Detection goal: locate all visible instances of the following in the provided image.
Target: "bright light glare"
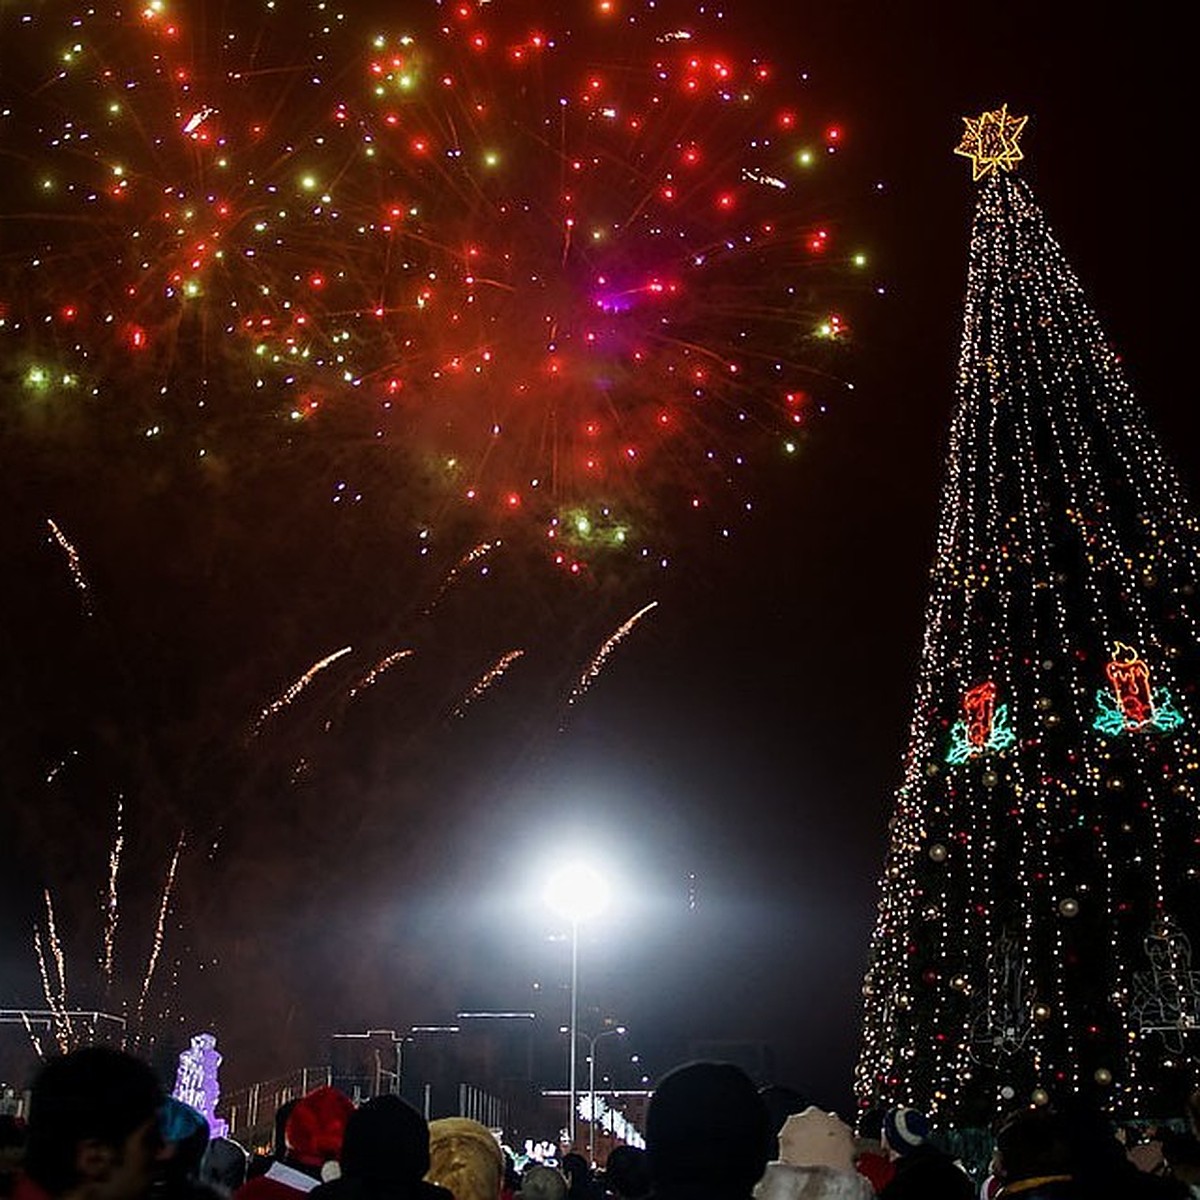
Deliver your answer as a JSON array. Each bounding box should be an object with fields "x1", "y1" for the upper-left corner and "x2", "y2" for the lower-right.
[{"x1": 545, "y1": 862, "x2": 610, "y2": 923}]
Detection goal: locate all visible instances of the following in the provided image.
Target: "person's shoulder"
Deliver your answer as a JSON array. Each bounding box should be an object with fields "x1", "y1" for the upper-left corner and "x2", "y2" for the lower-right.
[{"x1": 236, "y1": 1173, "x2": 309, "y2": 1200}]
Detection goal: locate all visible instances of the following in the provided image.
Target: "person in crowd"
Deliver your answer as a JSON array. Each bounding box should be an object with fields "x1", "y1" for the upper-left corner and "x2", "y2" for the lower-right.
[
  {"x1": 756, "y1": 1092, "x2": 811, "y2": 1167},
  {"x1": 849, "y1": 1112, "x2": 893, "y2": 1195},
  {"x1": 13, "y1": 1046, "x2": 166, "y2": 1200},
  {"x1": 247, "y1": 1105, "x2": 298, "y2": 1183},
  {"x1": 515, "y1": 1166, "x2": 566, "y2": 1200},
  {"x1": 236, "y1": 1088, "x2": 354, "y2": 1200},
  {"x1": 645, "y1": 1062, "x2": 771, "y2": 1200},
  {"x1": 1, "y1": 1115, "x2": 27, "y2": 1199},
  {"x1": 559, "y1": 1157, "x2": 597, "y2": 1200},
  {"x1": 601, "y1": 1148, "x2": 649, "y2": 1200},
  {"x1": 877, "y1": 1107, "x2": 972, "y2": 1200},
  {"x1": 159, "y1": 1098, "x2": 222, "y2": 1200},
  {"x1": 1056, "y1": 1099, "x2": 1187, "y2": 1199},
  {"x1": 1161, "y1": 1133, "x2": 1200, "y2": 1197},
  {"x1": 309, "y1": 1095, "x2": 450, "y2": 1200},
  {"x1": 426, "y1": 1119, "x2": 503, "y2": 1200},
  {"x1": 754, "y1": 1108, "x2": 873, "y2": 1200},
  {"x1": 988, "y1": 1108, "x2": 1077, "y2": 1198},
  {"x1": 500, "y1": 1154, "x2": 519, "y2": 1200},
  {"x1": 200, "y1": 1140, "x2": 249, "y2": 1199}
]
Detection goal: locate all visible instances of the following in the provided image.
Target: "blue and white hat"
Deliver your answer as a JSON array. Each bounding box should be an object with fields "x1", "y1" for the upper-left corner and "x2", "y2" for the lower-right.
[{"x1": 882, "y1": 1107, "x2": 930, "y2": 1155}]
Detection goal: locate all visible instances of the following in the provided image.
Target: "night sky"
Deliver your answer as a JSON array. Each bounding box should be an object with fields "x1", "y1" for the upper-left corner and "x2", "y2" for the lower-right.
[{"x1": 0, "y1": 0, "x2": 1193, "y2": 1118}]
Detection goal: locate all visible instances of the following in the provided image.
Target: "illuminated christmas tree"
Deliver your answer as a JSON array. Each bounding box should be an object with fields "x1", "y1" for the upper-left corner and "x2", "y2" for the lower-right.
[{"x1": 856, "y1": 106, "x2": 1200, "y2": 1124}]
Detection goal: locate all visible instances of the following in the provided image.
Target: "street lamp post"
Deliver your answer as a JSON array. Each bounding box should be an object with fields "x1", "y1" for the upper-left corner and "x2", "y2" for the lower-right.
[
  {"x1": 585, "y1": 1026, "x2": 626, "y2": 1165},
  {"x1": 545, "y1": 863, "x2": 610, "y2": 1150}
]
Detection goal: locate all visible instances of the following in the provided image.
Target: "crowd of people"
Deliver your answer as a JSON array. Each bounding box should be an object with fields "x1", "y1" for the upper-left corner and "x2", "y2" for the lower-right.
[{"x1": 2, "y1": 1047, "x2": 1200, "y2": 1200}]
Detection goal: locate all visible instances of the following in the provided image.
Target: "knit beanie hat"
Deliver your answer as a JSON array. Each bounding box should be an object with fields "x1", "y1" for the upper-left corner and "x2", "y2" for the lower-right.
[
  {"x1": 881, "y1": 1108, "x2": 929, "y2": 1157},
  {"x1": 646, "y1": 1062, "x2": 771, "y2": 1192},
  {"x1": 341, "y1": 1095, "x2": 431, "y2": 1185},
  {"x1": 285, "y1": 1087, "x2": 356, "y2": 1167}
]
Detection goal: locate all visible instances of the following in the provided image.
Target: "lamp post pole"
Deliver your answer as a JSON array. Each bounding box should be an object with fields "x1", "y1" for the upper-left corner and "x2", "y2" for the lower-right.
[
  {"x1": 585, "y1": 1026, "x2": 625, "y2": 1165},
  {"x1": 568, "y1": 918, "x2": 579, "y2": 1149},
  {"x1": 544, "y1": 863, "x2": 610, "y2": 1153}
]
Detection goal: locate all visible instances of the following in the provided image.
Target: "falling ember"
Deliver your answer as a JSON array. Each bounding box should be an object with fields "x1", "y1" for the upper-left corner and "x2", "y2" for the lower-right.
[
  {"x1": 46, "y1": 518, "x2": 92, "y2": 615},
  {"x1": 134, "y1": 834, "x2": 183, "y2": 1040},
  {"x1": 251, "y1": 646, "x2": 353, "y2": 737},
  {"x1": 562, "y1": 600, "x2": 659, "y2": 719},
  {"x1": 102, "y1": 798, "x2": 124, "y2": 991},
  {"x1": 347, "y1": 648, "x2": 414, "y2": 702},
  {"x1": 45, "y1": 749, "x2": 79, "y2": 785},
  {"x1": 452, "y1": 649, "x2": 525, "y2": 718}
]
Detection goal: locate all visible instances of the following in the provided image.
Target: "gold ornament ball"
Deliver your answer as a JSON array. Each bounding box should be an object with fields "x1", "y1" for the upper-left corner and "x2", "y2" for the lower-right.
[
  {"x1": 929, "y1": 843, "x2": 949, "y2": 862},
  {"x1": 1059, "y1": 898, "x2": 1080, "y2": 917},
  {"x1": 982, "y1": 770, "x2": 999, "y2": 787},
  {"x1": 1031, "y1": 1088, "x2": 1050, "y2": 1107},
  {"x1": 1036, "y1": 696, "x2": 1053, "y2": 710},
  {"x1": 1044, "y1": 714, "x2": 1061, "y2": 728},
  {"x1": 950, "y1": 975, "x2": 968, "y2": 991},
  {"x1": 1033, "y1": 1003, "x2": 1052, "y2": 1021},
  {"x1": 926, "y1": 762, "x2": 941, "y2": 777},
  {"x1": 1107, "y1": 777, "x2": 1125, "y2": 791},
  {"x1": 1094, "y1": 1068, "x2": 1113, "y2": 1086}
]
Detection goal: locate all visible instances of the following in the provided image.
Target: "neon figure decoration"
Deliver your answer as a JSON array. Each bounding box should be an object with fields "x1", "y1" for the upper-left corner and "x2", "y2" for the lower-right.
[
  {"x1": 172, "y1": 1032, "x2": 229, "y2": 1139},
  {"x1": 946, "y1": 680, "x2": 1016, "y2": 763},
  {"x1": 1093, "y1": 641, "x2": 1184, "y2": 736}
]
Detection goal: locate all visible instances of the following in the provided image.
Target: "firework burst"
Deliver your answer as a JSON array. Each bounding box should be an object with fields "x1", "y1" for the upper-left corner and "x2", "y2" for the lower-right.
[{"x1": 1, "y1": 0, "x2": 863, "y2": 573}]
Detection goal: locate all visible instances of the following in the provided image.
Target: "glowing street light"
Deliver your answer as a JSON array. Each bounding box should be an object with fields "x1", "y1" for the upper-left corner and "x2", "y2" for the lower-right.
[{"x1": 544, "y1": 863, "x2": 610, "y2": 1149}]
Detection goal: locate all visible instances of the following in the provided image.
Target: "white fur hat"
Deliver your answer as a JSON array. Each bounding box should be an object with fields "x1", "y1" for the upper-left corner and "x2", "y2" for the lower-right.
[{"x1": 777, "y1": 1108, "x2": 857, "y2": 1173}]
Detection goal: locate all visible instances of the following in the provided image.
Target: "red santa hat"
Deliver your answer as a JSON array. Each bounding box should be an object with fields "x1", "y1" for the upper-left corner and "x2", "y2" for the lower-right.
[{"x1": 284, "y1": 1086, "x2": 355, "y2": 1168}]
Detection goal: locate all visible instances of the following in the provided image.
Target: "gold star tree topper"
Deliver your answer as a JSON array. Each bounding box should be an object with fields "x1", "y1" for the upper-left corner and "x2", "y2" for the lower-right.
[{"x1": 954, "y1": 104, "x2": 1029, "y2": 180}]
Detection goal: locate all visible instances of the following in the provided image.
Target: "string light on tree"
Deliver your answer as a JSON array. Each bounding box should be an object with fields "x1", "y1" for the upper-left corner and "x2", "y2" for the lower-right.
[{"x1": 857, "y1": 106, "x2": 1200, "y2": 1126}]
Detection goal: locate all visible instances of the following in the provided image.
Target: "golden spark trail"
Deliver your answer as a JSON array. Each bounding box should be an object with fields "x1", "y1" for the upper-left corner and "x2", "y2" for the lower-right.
[
  {"x1": 563, "y1": 601, "x2": 659, "y2": 719},
  {"x1": 348, "y1": 649, "x2": 414, "y2": 701},
  {"x1": 425, "y1": 542, "x2": 500, "y2": 613},
  {"x1": 135, "y1": 834, "x2": 183, "y2": 1039},
  {"x1": 46, "y1": 518, "x2": 92, "y2": 615},
  {"x1": 251, "y1": 646, "x2": 353, "y2": 737},
  {"x1": 452, "y1": 649, "x2": 525, "y2": 718},
  {"x1": 41, "y1": 890, "x2": 73, "y2": 1045},
  {"x1": 102, "y1": 798, "x2": 124, "y2": 992},
  {"x1": 20, "y1": 1011, "x2": 46, "y2": 1061}
]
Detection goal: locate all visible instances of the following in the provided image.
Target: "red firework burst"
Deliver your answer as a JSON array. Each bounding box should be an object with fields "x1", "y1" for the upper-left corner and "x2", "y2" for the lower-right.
[{"x1": 0, "y1": 0, "x2": 865, "y2": 572}]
